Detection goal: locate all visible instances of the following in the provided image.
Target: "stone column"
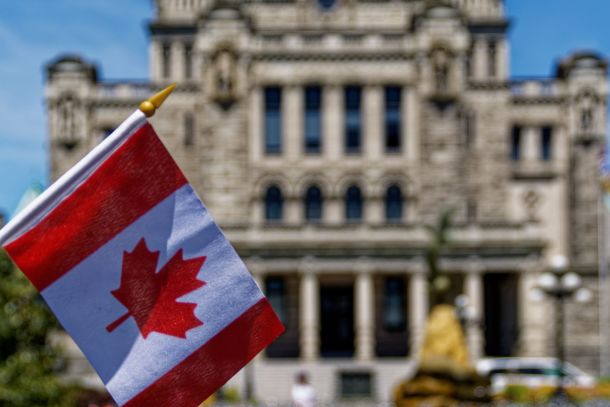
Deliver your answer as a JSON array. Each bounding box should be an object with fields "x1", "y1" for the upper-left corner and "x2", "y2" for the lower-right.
[
  {"x1": 472, "y1": 38, "x2": 487, "y2": 81},
  {"x1": 324, "y1": 85, "x2": 342, "y2": 161},
  {"x1": 172, "y1": 41, "x2": 184, "y2": 82},
  {"x1": 150, "y1": 41, "x2": 162, "y2": 81},
  {"x1": 284, "y1": 85, "x2": 303, "y2": 160},
  {"x1": 300, "y1": 267, "x2": 319, "y2": 361},
  {"x1": 523, "y1": 126, "x2": 539, "y2": 162},
  {"x1": 356, "y1": 264, "x2": 375, "y2": 360},
  {"x1": 249, "y1": 87, "x2": 263, "y2": 163},
  {"x1": 363, "y1": 85, "x2": 382, "y2": 160},
  {"x1": 496, "y1": 38, "x2": 509, "y2": 80},
  {"x1": 465, "y1": 266, "x2": 484, "y2": 361},
  {"x1": 409, "y1": 264, "x2": 428, "y2": 357}
]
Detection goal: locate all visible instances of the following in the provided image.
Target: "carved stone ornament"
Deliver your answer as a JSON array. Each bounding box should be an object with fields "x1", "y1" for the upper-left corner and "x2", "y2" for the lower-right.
[{"x1": 210, "y1": 44, "x2": 238, "y2": 109}]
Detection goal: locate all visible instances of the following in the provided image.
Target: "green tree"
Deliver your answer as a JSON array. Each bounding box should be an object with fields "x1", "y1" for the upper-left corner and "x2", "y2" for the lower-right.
[
  {"x1": 424, "y1": 208, "x2": 455, "y2": 306},
  {"x1": 0, "y1": 249, "x2": 77, "y2": 406}
]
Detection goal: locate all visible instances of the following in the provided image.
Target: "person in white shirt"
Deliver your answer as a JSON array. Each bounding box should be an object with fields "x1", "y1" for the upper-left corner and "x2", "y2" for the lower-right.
[{"x1": 291, "y1": 371, "x2": 316, "y2": 407}]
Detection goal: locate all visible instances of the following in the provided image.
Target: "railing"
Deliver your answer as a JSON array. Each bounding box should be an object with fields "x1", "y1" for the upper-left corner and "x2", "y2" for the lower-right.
[
  {"x1": 446, "y1": 0, "x2": 504, "y2": 18},
  {"x1": 97, "y1": 82, "x2": 154, "y2": 99},
  {"x1": 510, "y1": 79, "x2": 557, "y2": 98}
]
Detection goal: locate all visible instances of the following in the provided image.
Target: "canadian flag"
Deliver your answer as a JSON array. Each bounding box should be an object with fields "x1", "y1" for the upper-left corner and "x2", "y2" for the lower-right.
[{"x1": 0, "y1": 109, "x2": 284, "y2": 406}]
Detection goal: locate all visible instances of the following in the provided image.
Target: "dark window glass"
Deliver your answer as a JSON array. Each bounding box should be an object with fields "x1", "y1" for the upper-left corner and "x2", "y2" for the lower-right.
[
  {"x1": 264, "y1": 87, "x2": 282, "y2": 154},
  {"x1": 184, "y1": 43, "x2": 193, "y2": 79},
  {"x1": 318, "y1": 0, "x2": 337, "y2": 10},
  {"x1": 541, "y1": 126, "x2": 552, "y2": 161},
  {"x1": 339, "y1": 372, "x2": 372, "y2": 398},
  {"x1": 305, "y1": 186, "x2": 323, "y2": 222},
  {"x1": 265, "y1": 185, "x2": 283, "y2": 220},
  {"x1": 344, "y1": 86, "x2": 362, "y2": 153},
  {"x1": 510, "y1": 126, "x2": 521, "y2": 161},
  {"x1": 266, "y1": 277, "x2": 285, "y2": 323},
  {"x1": 184, "y1": 113, "x2": 194, "y2": 146},
  {"x1": 304, "y1": 86, "x2": 322, "y2": 153},
  {"x1": 345, "y1": 185, "x2": 363, "y2": 221},
  {"x1": 162, "y1": 43, "x2": 171, "y2": 78},
  {"x1": 385, "y1": 86, "x2": 401, "y2": 152},
  {"x1": 385, "y1": 185, "x2": 403, "y2": 222},
  {"x1": 383, "y1": 277, "x2": 406, "y2": 331},
  {"x1": 102, "y1": 127, "x2": 114, "y2": 139}
]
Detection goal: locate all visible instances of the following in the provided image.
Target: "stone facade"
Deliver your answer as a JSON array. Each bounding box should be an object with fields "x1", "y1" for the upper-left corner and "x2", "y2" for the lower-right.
[{"x1": 45, "y1": 0, "x2": 608, "y2": 404}]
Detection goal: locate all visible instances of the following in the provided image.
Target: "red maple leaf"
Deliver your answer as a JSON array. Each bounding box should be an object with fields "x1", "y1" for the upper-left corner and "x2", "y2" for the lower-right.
[{"x1": 106, "y1": 238, "x2": 206, "y2": 339}]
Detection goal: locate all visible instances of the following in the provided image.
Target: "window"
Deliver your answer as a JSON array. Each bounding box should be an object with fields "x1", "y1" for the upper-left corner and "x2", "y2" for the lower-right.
[
  {"x1": 467, "y1": 198, "x2": 477, "y2": 223},
  {"x1": 266, "y1": 277, "x2": 286, "y2": 323},
  {"x1": 318, "y1": 0, "x2": 337, "y2": 10},
  {"x1": 385, "y1": 185, "x2": 403, "y2": 222},
  {"x1": 510, "y1": 126, "x2": 521, "y2": 161},
  {"x1": 383, "y1": 277, "x2": 406, "y2": 331},
  {"x1": 184, "y1": 113, "x2": 194, "y2": 146},
  {"x1": 339, "y1": 371, "x2": 373, "y2": 399},
  {"x1": 345, "y1": 185, "x2": 363, "y2": 221},
  {"x1": 184, "y1": 43, "x2": 193, "y2": 79},
  {"x1": 305, "y1": 186, "x2": 323, "y2": 222},
  {"x1": 162, "y1": 43, "x2": 171, "y2": 79},
  {"x1": 265, "y1": 185, "x2": 283, "y2": 221},
  {"x1": 384, "y1": 86, "x2": 401, "y2": 152},
  {"x1": 541, "y1": 126, "x2": 552, "y2": 161},
  {"x1": 102, "y1": 127, "x2": 114, "y2": 139},
  {"x1": 264, "y1": 87, "x2": 282, "y2": 154},
  {"x1": 488, "y1": 40, "x2": 497, "y2": 78},
  {"x1": 304, "y1": 86, "x2": 322, "y2": 153},
  {"x1": 344, "y1": 86, "x2": 362, "y2": 153}
]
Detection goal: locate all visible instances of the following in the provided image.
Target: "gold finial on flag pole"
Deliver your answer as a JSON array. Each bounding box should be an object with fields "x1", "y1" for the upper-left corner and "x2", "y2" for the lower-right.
[{"x1": 139, "y1": 83, "x2": 177, "y2": 117}]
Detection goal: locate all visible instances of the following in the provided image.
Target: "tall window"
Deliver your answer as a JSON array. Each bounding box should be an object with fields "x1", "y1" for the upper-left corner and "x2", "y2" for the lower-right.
[
  {"x1": 385, "y1": 86, "x2": 401, "y2": 152},
  {"x1": 184, "y1": 42, "x2": 193, "y2": 80},
  {"x1": 266, "y1": 277, "x2": 286, "y2": 323},
  {"x1": 344, "y1": 86, "x2": 362, "y2": 153},
  {"x1": 383, "y1": 277, "x2": 406, "y2": 331},
  {"x1": 184, "y1": 113, "x2": 194, "y2": 146},
  {"x1": 541, "y1": 126, "x2": 553, "y2": 161},
  {"x1": 487, "y1": 40, "x2": 497, "y2": 78},
  {"x1": 304, "y1": 86, "x2": 322, "y2": 153},
  {"x1": 162, "y1": 43, "x2": 171, "y2": 79},
  {"x1": 345, "y1": 185, "x2": 363, "y2": 221},
  {"x1": 305, "y1": 186, "x2": 323, "y2": 222},
  {"x1": 385, "y1": 185, "x2": 403, "y2": 222},
  {"x1": 510, "y1": 126, "x2": 521, "y2": 161},
  {"x1": 265, "y1": 185, "x2": 283, "y2": 221},
  {"x1": 264, "y1": 87, "x2": 282, "y2": 154}
]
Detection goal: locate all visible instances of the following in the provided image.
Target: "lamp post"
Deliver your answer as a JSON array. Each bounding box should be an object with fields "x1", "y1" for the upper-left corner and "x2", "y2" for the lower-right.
[{"x1": 531, "y1": 255, "x2": 593, "y2": 401}]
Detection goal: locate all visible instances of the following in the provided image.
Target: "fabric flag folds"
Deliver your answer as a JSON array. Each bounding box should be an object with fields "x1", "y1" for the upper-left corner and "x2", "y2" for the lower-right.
[{"x1": 0, "y1": 109, "x2": 284, "y2": 406}]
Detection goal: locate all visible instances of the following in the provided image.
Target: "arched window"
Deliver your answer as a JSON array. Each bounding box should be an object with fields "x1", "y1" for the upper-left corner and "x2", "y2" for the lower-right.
[
  {"x1": 265, "y1": 185, "x2": 283, "y2": 221},
  {"x1": 385, "y1": 185, "x2": 403, "y2": 222},
  {"x1": 345, "y1": 185, "x2": 363, "y2": 221},
  {"x1": 305, "y1": 186, "x2": 323, "y2": 222}
]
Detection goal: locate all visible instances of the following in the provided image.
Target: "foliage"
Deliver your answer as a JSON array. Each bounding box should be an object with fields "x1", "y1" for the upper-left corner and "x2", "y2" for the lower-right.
[{"x1": 0, "y1": 249, "x2": 78, "y2": 406}]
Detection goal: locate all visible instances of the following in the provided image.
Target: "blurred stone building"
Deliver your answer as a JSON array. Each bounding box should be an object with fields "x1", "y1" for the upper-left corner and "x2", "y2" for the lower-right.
[{"x1": 45, "y1": 0, "x2": 608, "y2": 404}]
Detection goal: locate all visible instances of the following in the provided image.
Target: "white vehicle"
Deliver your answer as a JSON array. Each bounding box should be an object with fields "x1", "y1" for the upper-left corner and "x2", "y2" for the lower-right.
[{"x1": 476, "y1": 357, "x2": 596, "y2": 395}]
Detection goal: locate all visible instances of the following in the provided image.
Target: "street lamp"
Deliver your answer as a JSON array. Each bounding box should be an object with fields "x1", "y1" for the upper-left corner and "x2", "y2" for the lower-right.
[{"x1": 532, "y1": 254, "x2": 593, "y2": 401}]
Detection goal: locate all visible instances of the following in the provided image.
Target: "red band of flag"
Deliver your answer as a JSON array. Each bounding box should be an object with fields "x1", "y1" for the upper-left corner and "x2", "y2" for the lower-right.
[
  {"x1": 124, "y1": 298, "x2": 284, "y2": 407},
  {"x1": 5, "y1": 124, "x2": 187, "y2": 291}
]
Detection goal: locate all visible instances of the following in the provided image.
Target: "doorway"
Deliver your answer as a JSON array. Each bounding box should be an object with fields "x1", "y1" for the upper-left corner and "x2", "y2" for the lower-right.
[
  {"x1": 320, "y1": 284, "x2": 354, "y2": 357},
  {"x1": 484, "y1": 273, "x2": 519, "y2": 356}
]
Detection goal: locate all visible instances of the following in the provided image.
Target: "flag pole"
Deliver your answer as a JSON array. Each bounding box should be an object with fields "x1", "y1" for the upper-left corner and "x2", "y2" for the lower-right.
[{"x1": 139, "y1": 83, "x2": 176, "y2": 117}]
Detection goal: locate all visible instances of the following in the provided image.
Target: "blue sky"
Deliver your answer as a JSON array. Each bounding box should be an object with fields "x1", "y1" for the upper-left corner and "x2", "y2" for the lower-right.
[{"x1": 0, "y1": 0, "x2": 608, "y2": 218}]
